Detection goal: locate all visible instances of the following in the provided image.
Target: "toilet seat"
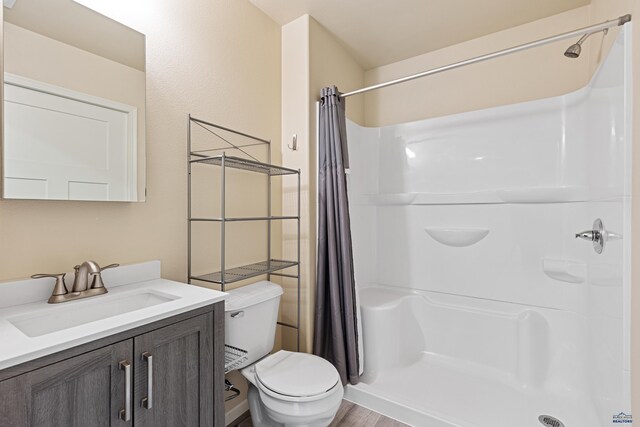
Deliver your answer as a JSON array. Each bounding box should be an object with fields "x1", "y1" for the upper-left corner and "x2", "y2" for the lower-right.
[{"x1": 254, "y1": 350, "x2": 340, "y2": 401}]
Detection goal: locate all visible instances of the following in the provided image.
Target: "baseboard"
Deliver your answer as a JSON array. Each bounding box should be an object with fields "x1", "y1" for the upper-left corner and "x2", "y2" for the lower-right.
[{"x1": 225, "y1": 398, "x2": 249, "y2": 426}]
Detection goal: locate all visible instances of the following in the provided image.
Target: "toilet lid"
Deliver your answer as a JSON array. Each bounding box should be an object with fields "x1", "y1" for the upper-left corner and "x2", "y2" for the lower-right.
[{"x1": 255, "y1": 350, "x2": 340, "y2": 398}]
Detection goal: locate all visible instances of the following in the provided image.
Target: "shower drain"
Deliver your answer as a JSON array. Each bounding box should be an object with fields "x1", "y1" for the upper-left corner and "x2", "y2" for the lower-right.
[{"x1": 538, "y1": 415, "x2": 565, "y2": 427}]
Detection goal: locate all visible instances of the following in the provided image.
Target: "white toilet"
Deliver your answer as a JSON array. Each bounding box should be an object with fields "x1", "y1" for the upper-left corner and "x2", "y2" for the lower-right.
[{"x1": 225, "y1": 281, "x2": 344, "y2": 427}]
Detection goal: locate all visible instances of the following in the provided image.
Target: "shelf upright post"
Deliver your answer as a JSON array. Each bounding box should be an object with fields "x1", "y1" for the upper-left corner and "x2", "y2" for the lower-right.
[
  {"x1": 221, "y1": 153, "x2": 226, "y2": 291},
  {"x1": 297, "y1": 170, "x2": 301, "y2": 352},
  {"x1": 267, "y1": 140, "x2": 272, "y2": 280},
  {"x1": 187, "y1": 115, "x2": 192, "y2": 284}
]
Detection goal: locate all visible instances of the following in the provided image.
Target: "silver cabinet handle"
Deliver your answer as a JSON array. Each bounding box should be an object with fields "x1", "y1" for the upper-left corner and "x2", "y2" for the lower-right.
[
  {"x1": 141, "y1": 352, "x2": 153, "y2": 409},
  {"x1": 119, "y1": 360, "x2": 131, "y2": 422}
]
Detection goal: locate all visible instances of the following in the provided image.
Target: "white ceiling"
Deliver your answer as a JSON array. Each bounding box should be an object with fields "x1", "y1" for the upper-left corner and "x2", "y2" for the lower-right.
[{"x1": 249, "y1": 0, "x2": 591, "y2": 69}]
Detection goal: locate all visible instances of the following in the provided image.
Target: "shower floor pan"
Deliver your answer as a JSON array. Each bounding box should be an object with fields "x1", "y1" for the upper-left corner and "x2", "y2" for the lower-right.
[{"x1": 345, "y1": 352, "x2": 598, "y2": 427}]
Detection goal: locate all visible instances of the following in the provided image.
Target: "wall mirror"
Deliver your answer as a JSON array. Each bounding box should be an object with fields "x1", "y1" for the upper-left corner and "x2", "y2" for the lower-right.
[{"x1": 2, "y1": 0, "x2": 146, "y2": 201}]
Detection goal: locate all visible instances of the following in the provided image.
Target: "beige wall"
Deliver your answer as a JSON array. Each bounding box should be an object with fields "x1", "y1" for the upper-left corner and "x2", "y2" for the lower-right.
[
  {"x1": 363, "y1": 6, "x2": 591, "y2": 126},
  {"x1": 281, "y1": 15, "x2": 310, "y2": 352},
  {"x1": 309, "y1": 18, "x2": 365, "y2": 125},
  {"x1": 281, "y1": 15, "x2": 364, "y2": 353},
  {"x1": 0, "y1": 0, "x2": 282, "y2": 288}
]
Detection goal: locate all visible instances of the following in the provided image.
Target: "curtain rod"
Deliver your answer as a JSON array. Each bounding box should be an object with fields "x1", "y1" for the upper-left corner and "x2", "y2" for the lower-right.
[{"x1": 340, "y1": 14, "x2": 631, "y2": 98}]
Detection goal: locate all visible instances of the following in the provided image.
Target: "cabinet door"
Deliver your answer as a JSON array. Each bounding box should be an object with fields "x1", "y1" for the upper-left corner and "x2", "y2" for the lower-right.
[
  {"x1": 0, "y1": 340, "x2": 133, "y2": 427},
  {"x1": 133, "y1": 313, "x2": 214, "y2": 427}
]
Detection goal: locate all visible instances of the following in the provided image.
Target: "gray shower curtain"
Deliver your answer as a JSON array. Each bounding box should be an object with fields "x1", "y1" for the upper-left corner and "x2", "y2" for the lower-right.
[{"x1": 313, "y1": 86, "x2": 360, "y2": 386}]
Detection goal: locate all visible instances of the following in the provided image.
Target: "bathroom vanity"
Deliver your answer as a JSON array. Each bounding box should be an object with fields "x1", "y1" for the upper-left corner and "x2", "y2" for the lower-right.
[{"x1": 0, "y1": 261, "x2": 227, "y2": 426}]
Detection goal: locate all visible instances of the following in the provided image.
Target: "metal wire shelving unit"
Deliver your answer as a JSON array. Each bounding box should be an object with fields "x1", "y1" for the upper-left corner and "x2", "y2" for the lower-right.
[{"x1": 187, "y1": 114, "x2": 301, "y2": 351}]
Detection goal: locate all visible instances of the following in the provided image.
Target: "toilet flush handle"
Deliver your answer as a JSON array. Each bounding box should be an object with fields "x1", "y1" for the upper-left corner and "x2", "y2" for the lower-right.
[{"x1": 230, "y1": 311, "x2": 244, "y2": 318}]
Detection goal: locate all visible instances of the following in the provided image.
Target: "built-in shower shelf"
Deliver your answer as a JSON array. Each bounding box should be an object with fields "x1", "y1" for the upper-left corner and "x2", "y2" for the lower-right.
[
  {"x1": 425, "y1": 227, "x2": 490, "y2": 247},
  {"x1": 225, "y1": 344, "x2": 248, "y2": 373},
  {"x1": 542, "y1": 259, "x2": 586, "y2": 284},
  {"x1": 495, "y1": 186, "x2": 591, "y2": 203},
  {"x1": 360, "y1": 193, "x2": 417, "y2": 205},
  {"x1": 190, "y1": 259, "x2": 298, "y2": 285},
  {"x1": 358, "y1": 191, "x2": 497, "y2": 205},
  {"x1": 356, "y1": 186, "x2": 621, "y2": 206},
  {"x1": 413, "y1": 191, "x2": 500, "y2": 205}
]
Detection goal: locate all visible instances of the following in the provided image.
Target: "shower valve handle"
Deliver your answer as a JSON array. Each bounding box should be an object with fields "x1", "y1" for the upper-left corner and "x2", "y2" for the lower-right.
[
  {"x1": 575, "y1": 218, "x2": 609, "y2": 254},
  {"x1": 575, "y1": 230, "x2": 600, "y2": 241}
]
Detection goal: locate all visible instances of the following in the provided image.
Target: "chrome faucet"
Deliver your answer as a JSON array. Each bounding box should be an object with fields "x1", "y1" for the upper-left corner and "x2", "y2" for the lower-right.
[{"x1": 32, "y1": 260, "x2": 119, "y2": 304}]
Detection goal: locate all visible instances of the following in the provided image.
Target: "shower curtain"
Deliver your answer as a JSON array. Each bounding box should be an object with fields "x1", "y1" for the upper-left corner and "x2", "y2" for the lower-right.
[{"x1": 314, "y1": 86, "x2": 360, "y2": 385}]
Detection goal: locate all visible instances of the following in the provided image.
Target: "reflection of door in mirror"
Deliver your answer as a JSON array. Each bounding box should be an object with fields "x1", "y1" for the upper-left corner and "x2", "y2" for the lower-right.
[
  {"x1": 5, "y1": 75, "x2": 137, "y2": 201},
  {"x1": 2, "y1": 0, "x2": 146, "y2": 202}
]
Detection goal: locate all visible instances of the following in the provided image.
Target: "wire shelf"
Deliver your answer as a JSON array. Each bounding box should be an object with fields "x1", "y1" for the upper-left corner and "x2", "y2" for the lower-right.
[
  {"x1": 191, "y1": 259, "x2": 298, "y2": 285},
  {"x1": 189, "y1": 216, "x2": 299, "y2": 222},
  {"x1": 191, "y1": 154, "x2": 299, "y2": 176},
  {"x1": 225, "y1": 345, "x2": 248, "y2": 373}
]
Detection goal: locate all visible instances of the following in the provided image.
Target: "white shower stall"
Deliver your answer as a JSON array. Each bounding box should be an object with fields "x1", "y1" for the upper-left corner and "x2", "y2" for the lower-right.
[{"x1": 343, "y1": 29, "x2": 632, "y2": 427}]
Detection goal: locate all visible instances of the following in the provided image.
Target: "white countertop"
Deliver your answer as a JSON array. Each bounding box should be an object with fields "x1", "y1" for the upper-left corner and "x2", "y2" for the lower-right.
[{"x1": 0, "y1": 261, "x2": 227, "y2": 370}]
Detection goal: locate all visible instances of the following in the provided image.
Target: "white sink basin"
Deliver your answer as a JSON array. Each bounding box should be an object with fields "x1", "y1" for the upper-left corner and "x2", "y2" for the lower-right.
[{"x1": 9, "y1": 291, "x2": 177, "y2": 337}]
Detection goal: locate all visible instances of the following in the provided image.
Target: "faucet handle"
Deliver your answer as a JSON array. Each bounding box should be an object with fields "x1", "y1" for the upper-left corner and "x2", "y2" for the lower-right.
[
  {"x1": 90, "y1": 272, "x2": 105, "y2": 290},
  {"x1": 31, "y1": 273, "x2": 68, "y2": 302},
  {"x1": 90, "y1": 263, "x2": 119, "y2": 290},
  {"x1": 31, "y1": 273, "x2": 66, "y2": 279}
]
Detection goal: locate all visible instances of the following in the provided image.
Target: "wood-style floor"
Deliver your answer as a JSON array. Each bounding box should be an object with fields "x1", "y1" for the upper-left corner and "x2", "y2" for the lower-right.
[
  {"x1": 230, "y1": 400, "x2": 408, "y2": 427},
  {"x1": 330, "y1": 400, "x2": 408, "y2": 426}
]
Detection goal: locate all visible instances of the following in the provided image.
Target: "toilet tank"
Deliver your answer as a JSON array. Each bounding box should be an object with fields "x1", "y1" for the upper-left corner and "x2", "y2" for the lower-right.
[{"x1": 224, "y1": 281, "x2": 283, "y2": 369}]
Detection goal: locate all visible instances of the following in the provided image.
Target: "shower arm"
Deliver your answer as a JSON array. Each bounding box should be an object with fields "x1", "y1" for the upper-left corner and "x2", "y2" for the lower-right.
[
  {"x1": 340, "y1": 14, "x2": 631, "y2": 99},
  {"x1": 573, "y1": 28, "x2": 608, "y2": 48},
  {"x1": 575, "y1": 33, "x2": 592, "y2": 45}
]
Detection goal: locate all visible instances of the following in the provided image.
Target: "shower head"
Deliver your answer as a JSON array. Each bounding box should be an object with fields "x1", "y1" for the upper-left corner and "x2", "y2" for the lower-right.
[
  {"x1": 564, "y1": 28, "x2": 608, "y2": 58},
  {"x1": 564, "y1": 43, "x2": 582, "y2": 58}
]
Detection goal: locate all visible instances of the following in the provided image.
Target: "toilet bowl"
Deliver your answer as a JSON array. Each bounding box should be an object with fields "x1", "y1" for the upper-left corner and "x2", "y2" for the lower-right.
[
  {"x1": 224, "y1": 281, "x2": 343, "y2": 427},
  {"x1": 242, "y1": 350, "x2": 344, "y2": 427}
]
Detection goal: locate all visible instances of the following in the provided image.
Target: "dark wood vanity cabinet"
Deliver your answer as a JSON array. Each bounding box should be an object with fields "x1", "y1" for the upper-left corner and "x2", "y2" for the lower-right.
[
  {"x1": 0, "y1": 341, "x2": 132, "y2": 427},
  {"x1": 133, "y1": 313, "x2": 214, "y2": 427},
  {"x1": 0, "y1": 303, "x2": 224, "y2": 427}
]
